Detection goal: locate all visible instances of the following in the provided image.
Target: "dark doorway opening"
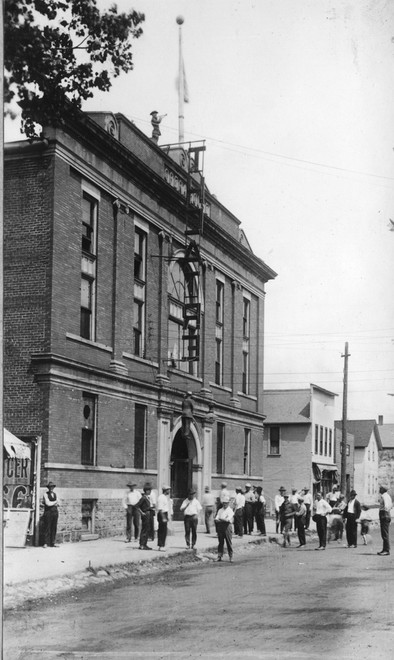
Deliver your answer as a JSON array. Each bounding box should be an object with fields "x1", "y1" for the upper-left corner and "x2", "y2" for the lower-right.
[{"x1": 170, "y1": 430, "x2": 193, "y2": 520}]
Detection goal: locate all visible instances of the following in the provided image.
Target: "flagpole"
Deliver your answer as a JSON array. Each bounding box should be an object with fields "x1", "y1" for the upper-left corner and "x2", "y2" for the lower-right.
[{"x1": 176, "y1": 15, "x2": 185, "y2": 143}]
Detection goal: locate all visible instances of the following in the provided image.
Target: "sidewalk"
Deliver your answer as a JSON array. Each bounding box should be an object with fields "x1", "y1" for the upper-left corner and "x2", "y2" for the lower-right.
[{"x1": 3, "y1": 518, "x2": 283, "y2": 610}]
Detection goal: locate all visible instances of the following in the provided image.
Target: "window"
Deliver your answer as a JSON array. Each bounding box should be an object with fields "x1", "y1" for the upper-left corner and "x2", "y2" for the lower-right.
[
  {"x1": 168, "y1": 259, "x2": 199, "y2": 375},
  {"x1": 242, "y1": 297, "x2": 250, "y2": 394},
  {"x1": 81, "y1": 393, "x2": 97, "y2": 465},
  {"x1": 269, "y1": 427, "x2": 280, "y2": 455},
  {"x1": 324, "y1": 428, "x2": 328, "y2": 456},
  {"x1": 314, "y1": 425, "x2": 319, "y2": 454},
  {"x1": 216, "y1": 422, "x2": 225, "y2": 474},
  {"x1": 134, "y1": 404, "x2": 147, "y2": 469},
  {"x1": 243, "y1": 429, "x2": 251, "y2": 475},
  {"x1": 319, "y1": 426, "x2": 324, "y2": 455},
  {"x1": 215, "y1": 280, "x2": 224, "y2": 385},
  {"x1": 82, "y1": 499, "x2": 96, "y2": 532},
  {"x1": 80, "y1": 193, "x2": 97, "y2": 341},
  {"x1": 133, "y1": 228, "x2": 146, "y2": 356},
  {"x1": 329, "y1": 429, "x2": 332, "y2": 457}
]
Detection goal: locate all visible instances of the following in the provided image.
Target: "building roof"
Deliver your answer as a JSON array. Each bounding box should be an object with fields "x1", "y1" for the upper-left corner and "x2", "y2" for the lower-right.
[
  {"x1": 264, "y1": 389, "x2": 311, "y2": 424},
  {"x1": 379, "y1": 424, "x2": 394, "y2": 449},
  {"x1": 336, "y1": 419, "x2": 382, "y2": 450}
]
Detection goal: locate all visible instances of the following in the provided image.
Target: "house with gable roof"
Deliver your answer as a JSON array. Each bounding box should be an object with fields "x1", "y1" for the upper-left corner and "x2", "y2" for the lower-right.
[
  {"x1": 343, "y1": 420, "x2": 382, "y2": 505},
  {"x1": 377, "y1": 415, "x2": 394, "y2": 495},
  {"x1": 262, "y1": 384, "x2": 338, "y2": 505}
]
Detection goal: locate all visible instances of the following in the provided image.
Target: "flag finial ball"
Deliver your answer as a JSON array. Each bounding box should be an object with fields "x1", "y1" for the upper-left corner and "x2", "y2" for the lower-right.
[{"x1": 176, "y1": 16, "x2": 184, "y2": 25}]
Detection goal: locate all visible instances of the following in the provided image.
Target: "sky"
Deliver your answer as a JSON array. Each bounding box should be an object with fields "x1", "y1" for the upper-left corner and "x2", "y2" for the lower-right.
[{"x1": 5, "y1": 0, "x2": 394, "y2": 423}]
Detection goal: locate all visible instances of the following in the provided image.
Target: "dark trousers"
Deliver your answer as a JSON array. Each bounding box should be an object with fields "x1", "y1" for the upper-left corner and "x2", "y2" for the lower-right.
[
  {"x1": 148, "y1": 510, "x2": 155, "y2": 540},
  {"x1": 297, "y1": 518, "x2": 306, "y2": 545},
  {"x1": 43, "y1": 508, "x2": 58, "y2": 546},
  {"x1": 256, "y1": 509, "x2": 266, "y2": 535},
  {"x1": 184, "y1": 514, "x2": 198, "y2": 548},
  {"x1": 157, "y1": 511, "x2": 168, "y2": 548},
  {"x1": 243, "y1": 503, "x2": 254, "y2": 534},
  {"x1": 316, "y1": 515, "x2": 327, "y2": 548},
  {"x1": 126, "y1": 505, "x2": 140, "y2": 541},
  {"x1": 217, "y1": 521, "x2": 233, "y2": 558},
  {"x1": 234, "y1": 508, "x2": 244, "y2": 536},
  {"x1": 204, "y1": 506, "x2": 214, "y2": 533},
  {"x1": 139, "y1": 511, "x2": 150, "y2": 548},
  {"x1": 380, "y1": 512, "x2": 391, "y2": 553},
  {"x1": 305, "y1": 504, "x2": 311, "y2": 530},
  {"x1": 346, "y1": 513, "x2": 358, "y2": 546}
]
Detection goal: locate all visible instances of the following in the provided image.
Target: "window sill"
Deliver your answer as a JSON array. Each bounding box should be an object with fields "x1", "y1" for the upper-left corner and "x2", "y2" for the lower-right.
[
  {"x1": 168, "y1": 368, "x2": 202, "y2": 382},
  {"x1": 122, "y1": 352, "x2": 159, "y2": 368},
  {"x1": 237, "y1": 391, "x2": 257, "y2": 401},
  {"x1": 66, "y1": 333, "x2": 112, "y2": 353},
  {"x1": 209, "y1": 382, "x2": 232, "y2": 393},
  {"x1": 44, "y1": 462, "x2": 158, "y2": 475},
  {"x1": 267, "y1": 454, "x2": 281, "y2": 457}
]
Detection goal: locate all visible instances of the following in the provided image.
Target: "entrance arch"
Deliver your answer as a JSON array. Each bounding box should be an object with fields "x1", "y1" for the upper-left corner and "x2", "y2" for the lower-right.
[{"x1": 170, "y1": 421, "x2": 202, "y2": 520}]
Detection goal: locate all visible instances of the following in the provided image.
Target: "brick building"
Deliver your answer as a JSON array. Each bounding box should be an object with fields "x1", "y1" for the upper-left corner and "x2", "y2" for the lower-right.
[{"x1": 4, "y1": 110, "x2": 276, "y2": 541}]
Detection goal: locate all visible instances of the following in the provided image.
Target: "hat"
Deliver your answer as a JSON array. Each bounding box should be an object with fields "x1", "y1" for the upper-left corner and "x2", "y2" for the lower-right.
[
  {"x1": 222, "y1": 495, "x2": 230, "y2": 503},
  {"x1": 303, "y1": 486, "x2": 310, "y2": 491},
  {"x1": 150, "y1": 110, "x2": 158, "y2": 115},
  {"x1": 47, "y1": 482, "x2": 56, "y2": 488},
  {"x1": 127, "y1": 483, "x2": 137, "y2": 488},
  {"x1": 279, "y1": 486, "x2": 286, "y2": 492},
  {"x1": 349, "y1": 489, "x2": 357, "y2": 497},
  {"x1": 245, "y1": 483, "x2": 252, "y2": 488},
  {"x1": 291, "y1": 487, "x2": 297, "y2": 492},
  {"x1": 283, "y1": 492, "x2": 289, "y2": 498},
  {"x1": 256, "y1": 486, "x2": 263, "y2": 493},
  {"x1": 143, "y1": 482, "x2": 152, "y2": 491},
  {"x1": 380, "y1": 485, "x2": 389, "y2": 492},
  {"x1": 235, "y1": 487, "x2": 242, "y2": 492},
  {"x1": 162, "y1": 485, "x2": 171, "y2": 492},
  {"x1": 297, "y1": 496, "x2": 304, "y2": 502},
  {"x1": 221, "y1": 482, "x2": 228, "y2": 488},
  {"x1": 188, "y1": 489, "x2": 196, "y2": 496}
]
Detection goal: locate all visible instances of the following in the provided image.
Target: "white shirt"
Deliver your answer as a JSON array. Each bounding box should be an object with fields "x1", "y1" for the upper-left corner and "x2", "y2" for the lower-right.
[
  {"x1": 180, "y1": 497, "x2": 202, "y2": 516},
  {"x1": 215, "y1": 506, "x2": 234, "y2": 523},
  {"x1": 275, "y1": 494, "x2": 284, "y2": 512},
  {"x1": 157, "y1": 493, "x2": 172, "y2": 514},
  {"x1": 347, "y1": 499, "x2": 356, "y2": 514},
  {"x1": 123, "y1": 489, "x2": 141, "y2": 509},
  {"x1": 303, "y1": 492, "x2": 313, "y2": 506},
  {"x1": 380, "y1": 492, "x2": 393, "y2": 513},
  {"x1": 290, "y1": 493, "x2": 298, "y2": 505},
  {"x1": 258, "y1": 494, "x2": 266, "y2": 505},
  {"x1": 245, "y1": 490, "x2": 256, "y2": 503},
  {"x1": 43, "y1": 492, "x2": 59, "y2": 508},
  {"x1": 235, "y1": 493, "x2": 246, "y2": 509},
  {"x1": 220, "y1": 488, "x2": 230, "y2": 503},
  {"x1": 202, "y1": 492, "x2": 215, "y2": 507},
  {"x1": 315, "y1": 499, "x2": 332, "y2": 516}
]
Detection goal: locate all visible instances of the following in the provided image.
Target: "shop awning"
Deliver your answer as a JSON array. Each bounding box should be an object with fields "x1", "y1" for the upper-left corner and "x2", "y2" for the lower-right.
[
  {"x1": 3, "y1": 429, "x2": 31, "y2": 459},
  {"x1": 312, "y1": 463, "x2": 338, "y2": 481}
]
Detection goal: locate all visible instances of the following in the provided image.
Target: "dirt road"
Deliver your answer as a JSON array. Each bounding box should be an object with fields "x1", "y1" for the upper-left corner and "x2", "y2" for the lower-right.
[{"x1": 4, "y1": 532, "x2": 394, "y2": 659}]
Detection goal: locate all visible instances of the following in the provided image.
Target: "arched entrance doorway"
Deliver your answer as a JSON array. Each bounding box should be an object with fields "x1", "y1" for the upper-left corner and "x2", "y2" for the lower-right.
[{"x1": 170, "y1": 430, "x2": 194, "y2": 520}]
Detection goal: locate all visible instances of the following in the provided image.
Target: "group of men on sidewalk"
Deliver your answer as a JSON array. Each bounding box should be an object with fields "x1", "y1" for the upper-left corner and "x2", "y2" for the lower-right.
[{"x1": 202, "y1": 482, "x2": 267, "y2": 538}]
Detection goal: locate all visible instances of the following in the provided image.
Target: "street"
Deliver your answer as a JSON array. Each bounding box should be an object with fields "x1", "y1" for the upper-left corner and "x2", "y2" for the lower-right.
[{"x1": 4, "y1": 530, "x2": 394, "y2": 660}]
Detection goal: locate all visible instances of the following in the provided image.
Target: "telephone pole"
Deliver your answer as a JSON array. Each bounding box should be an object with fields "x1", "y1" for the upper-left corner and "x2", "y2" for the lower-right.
[{"x1": 340, "y1": 342, "x2": 350, "y2": 495}]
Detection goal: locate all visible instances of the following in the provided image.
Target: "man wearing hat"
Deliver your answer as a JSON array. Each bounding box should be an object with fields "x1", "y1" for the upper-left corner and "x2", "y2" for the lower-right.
[
  {"x1": 302, "y1": 486, "x2": 313, "y2": 529},
  {"x1": 215, "y1": 495, "x2": 234, "y2": 562},
  {"x1": 377, "y1": 485, "x2": 393, "y2": 556},
  {"x1": 234, "y1": 487, "x2": 245, "y2": 537},
  {"x1": 343, "y1": 489, "x2": 361, "y2": 548},
  {"x1": 313, "y1": 492, "x2": 332, "y2": 550},
  {"x1": 123, "y1": 482, "x2": 141, "y2": 543},
  {"x1": 42, "y1": 482, "x2": 60, "y2": 548},
  {"x1": 243, "y1": 483, "x2": 256, "y2": 535},
  {"x1": 275, "y1": 486, "x2": 286, "y2": 534},
  {"x1": 290, "y1": 487, "x2": 299, "y2": 531},
  {"x1": 157, "y1": 485, "x2": 173, "y2": 551},
  {"x1": 294, "y1": 496, "x2": 307, "y2": 547},
  {"x1": 180, "y1": 489, "x2": 202, "y2": 549},
  {"x1": 255, "y1": 486, "x2": 266, "y2": 535},
  {"x1": 202, "y1": 486, "x2": 215, "y2": 534},
  {"x1": 279, "y1": 492, "x2": 296, "y2": 547},
  {"x1": 136, "y1": 483, "x2": 155, "y2": 550}
]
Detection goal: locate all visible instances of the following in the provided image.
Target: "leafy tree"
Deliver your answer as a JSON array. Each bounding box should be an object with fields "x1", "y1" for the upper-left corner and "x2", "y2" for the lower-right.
[{"x1": 4, "y1": 0, "x2": 145, "y2": 138}]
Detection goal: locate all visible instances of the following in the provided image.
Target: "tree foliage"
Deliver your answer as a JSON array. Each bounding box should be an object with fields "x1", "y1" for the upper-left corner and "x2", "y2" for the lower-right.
[{"x1": 5, "y1": 0, "x2": 145, "y2": 138}]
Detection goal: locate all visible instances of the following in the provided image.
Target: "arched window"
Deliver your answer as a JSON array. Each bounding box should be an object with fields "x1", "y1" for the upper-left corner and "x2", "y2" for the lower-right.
[{"x1": 168, "y1": 257, "x2": 199, "y2": 375}]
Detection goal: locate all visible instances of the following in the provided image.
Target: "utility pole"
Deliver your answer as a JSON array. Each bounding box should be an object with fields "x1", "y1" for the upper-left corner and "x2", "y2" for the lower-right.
[{"x1": 340, "y1": 342, "x2": 350, "y2": 495}]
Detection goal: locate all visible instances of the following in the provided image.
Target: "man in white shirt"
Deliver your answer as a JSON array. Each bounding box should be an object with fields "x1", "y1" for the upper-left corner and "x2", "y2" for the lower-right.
[
  {"x1": 234, "y1": 487, "x2": 245, "y2": 537},
  {"x1": 302, "y1": 487, "x2": 313, "y2": 529},
  {"x1": 202, "y1": 486, "x2": 215, "y2": 534},
  {"x1": 215, "y1": 495, "x2": 234, "y2": 562},
  {"x1": 313, "y1": 493, "x2": 332, "y2": 550},
  {"x1": 343, "y1": 489, "x2": 361, "y2": 548},
  {"x1": 42, "y1": 482, "x2": 60, "y2": 548},
  {"x1": 327, "y1": 485, "x2": 339, "y2": 508},
  {"x1": 180, "y1": 489, "x2": 202, "y2": 549},
  {"x1": 290, "y1": 487, "x2": 299, "y2": 531},
  {"x1": 377, "y1": 485, "x2": 393, "y2": 556},
  {"x1": 244, "y1": 483, "x2": 256, "y2": 535},
  {"x1": 157, "y1": 485, "x2": 173, "y2": 551},
  {"x1": 275, "y1": 486, "x2": 286, "y2": 533},
  {"x1": 123, "y1": 483, "x2": 141, "y2": 543}
]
